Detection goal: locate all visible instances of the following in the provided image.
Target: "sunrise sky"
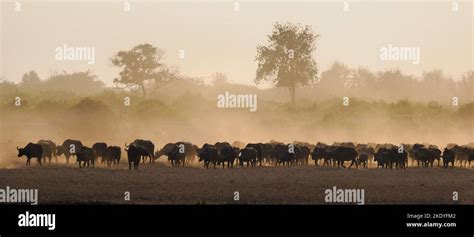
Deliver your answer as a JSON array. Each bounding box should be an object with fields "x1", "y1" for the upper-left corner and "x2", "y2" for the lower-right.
[{"x1": 1, "y1": 0, "x2": 473, "y2": 87}]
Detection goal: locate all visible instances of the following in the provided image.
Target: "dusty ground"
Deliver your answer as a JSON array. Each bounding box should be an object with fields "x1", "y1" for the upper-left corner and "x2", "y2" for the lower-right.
[{"x1": 0, "y1": 161, "x2": 472, "y2": 204}]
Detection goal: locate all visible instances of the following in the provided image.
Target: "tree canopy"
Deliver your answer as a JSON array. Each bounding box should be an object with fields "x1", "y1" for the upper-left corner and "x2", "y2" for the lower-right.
[
  {"x1": 255, "y1": 22, "x2": 319, "y2": 105},
  {"x1": 111, "y1": 43, "x2": 176, "y2": 98}
]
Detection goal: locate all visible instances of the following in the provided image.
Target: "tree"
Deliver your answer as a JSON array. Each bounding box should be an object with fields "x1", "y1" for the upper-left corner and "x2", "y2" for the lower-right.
[
  {"x1": 0, "y1": 77, "x2": 17, "y2": 98},
  {"x1": 21, "y1": 70, "x2": 41, "y2": 88},
  {"x1": 44, "y1": 70, "x2": 104, "y2": 95},
  {"x1": 111, "y1": 43, "x2": 176, "y2": 98},
  {"x1": 422, "y1": 70, "x2": 450, "y2": 89},
  {"x1": 459, "y1": 70, "x2": 474, "y2": 100},
  {"x1": 255, "y1": 22, "x2": 319, "y2": 105},
  {"x1": 319, "y1": 61, "x2": 352, "y2": 89},
  {"x1": 351, "y1": 67, "x2": 376, "y2": 89},
  {"x1": 211, "y1": 72, "x2": 228, "y2": 87}
]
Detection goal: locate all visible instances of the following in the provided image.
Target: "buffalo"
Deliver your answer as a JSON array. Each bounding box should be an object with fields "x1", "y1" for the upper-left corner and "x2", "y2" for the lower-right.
[
  {"x1": 428, "y1": 145, "x2": 442, "y2": 167},
  {"x1": 167, "y1": 145, "x2": 186, "y2": 167},
  {"x1": 274, "y1": 144, "x2": 296, "y2": 167},
  {"x1": 374, "y1": 148, "x2": 389, "y2": 168},
  {"x1": 38, "y1": 140, "x2": 57, "y2": 163},
  {"x1": 412, "y1": 144, "x2": 439, "y2": 168},
  {"x1": 374, "y1": 147, "x2": 407, "y2": 169},
  {"x1": 168, "y1": 144, "x2": 187, "y2": 167},
  {"x1": 358, "y1": 153, "x2": 369, "y2": 168},
  {"x1": 155, "y1": 143, "x2": 176, "y2": 162},
  {"x1": 239, "y1": 147, "x2": 257, "y2": 167},
  {"x1": 17, "y1": 143, "x2": 43, "y2": 166},
  {"x1": 92, "y1": 142, "x2": 108, "y2": 163},
  {"x1": 265, "y1": 142, "x2": 284, "y2": 165},
  {"x1": 331, "y1": 146, "x2": 358, "y2": 169},
  {"x1": 356, "y1": 144, "x2": 375, "y2": 165},
  {"x1": 295, "y1": 145, "x2": 310, "y2": 165},
  {"x1": 197, "y1": 144, "x2": 219, "y2": 169},
  {"x1": 451, "y1": 145, "x2": 471, "y2": 167},
  {"x1": 76, "y1": 146, "x2": 96, "y2": 168},
  {"x1": 311, "y1": 146, "x2": 328, "y2": 166},
  {"x1": 57, "y1": 139, "x2": 83, "y2": 164},
  {"x1": 125, "y1": 144, "x2": 148, "y2": 170},
  {"x1": 442, "y1": 148, "x2": 455, "y2": 168},
  {"x1": 155, "y1": 142, "x2": 196, "y2": 167},
  {"x1": 245, "y1": 143, "x2": 264, "y2": 166},
  {"x1": 37, "y1": 142, "x2": 53, "y2": 164},
  {"x1": 104, "y1": 146, "x2": 121, "y2": 167},
  {"x1": 131, "y1": 139, "x2": 155, "y2": 164},
  {"x1": 215, "y1": 142, "x2": 239, "y2": 168},
  {"x1": 312, "y1": 143, "x2": 332, "y2": 166}
]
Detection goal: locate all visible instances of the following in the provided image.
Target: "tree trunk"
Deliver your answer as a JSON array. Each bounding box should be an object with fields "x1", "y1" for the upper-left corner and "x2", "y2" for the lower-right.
[
  {"x1": 289, "y1": 85, "x2": 296, "y2": 106},
  {"x1": 140, "y1": 82, "x2": 147, "y2": 98}
]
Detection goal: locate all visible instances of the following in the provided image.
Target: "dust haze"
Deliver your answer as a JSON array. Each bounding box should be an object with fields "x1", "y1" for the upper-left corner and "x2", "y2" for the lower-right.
[
  {"x1": 0, "y1": 1, "x2": 473, "y2": 167},
  {"x1": 0, "y1": 1, "x2": 473, "y2": 206},
  {"x1": 1, "y1": 78, "x2": 473, "y2": 168}
]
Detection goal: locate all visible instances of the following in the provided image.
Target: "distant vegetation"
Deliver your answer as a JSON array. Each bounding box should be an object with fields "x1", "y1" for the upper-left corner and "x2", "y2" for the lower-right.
[
  {"x1": 0, "y1": 73, "x2": 472, "y2": 146},
  {"x1": 1, "y1": 65, "x2": 472, "y2": 104},
  {"x1": 0, "y1": 24, "x2": 472, "y2": 146}
]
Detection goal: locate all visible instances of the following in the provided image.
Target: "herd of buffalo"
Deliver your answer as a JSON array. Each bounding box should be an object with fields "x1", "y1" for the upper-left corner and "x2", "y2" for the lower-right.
[{"x1": 15, "y1": 139, "x2": 474, "y2": 170}]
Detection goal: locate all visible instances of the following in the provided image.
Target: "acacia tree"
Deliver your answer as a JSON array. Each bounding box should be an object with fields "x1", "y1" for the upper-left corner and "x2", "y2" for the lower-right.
[
  {"x1": 255, "y1": 22, "x2": 319, "y2": 105},
  {"x1": 111, "y1": 43, "x2": 175, "y2": 98}
]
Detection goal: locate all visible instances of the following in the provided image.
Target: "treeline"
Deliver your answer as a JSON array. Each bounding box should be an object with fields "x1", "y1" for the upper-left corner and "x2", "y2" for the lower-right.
[
  {"x1": 311, "y1": 62, "x2": 473, "y2": 103},
  {"x1": 1, "y1": 85, "x2": 472, "y2": 126},
  {"x1": 1, "y1": 89, "x2": 472, "y2": 146},
  {"x1": 0, "y1": 63, "x2": 472, "y2": 105}
]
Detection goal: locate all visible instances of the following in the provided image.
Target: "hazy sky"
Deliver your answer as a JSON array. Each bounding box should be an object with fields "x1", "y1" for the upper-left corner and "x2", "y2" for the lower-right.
[{"x1": 1, "y1": 0, "x2": 473, "y2": 87}]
